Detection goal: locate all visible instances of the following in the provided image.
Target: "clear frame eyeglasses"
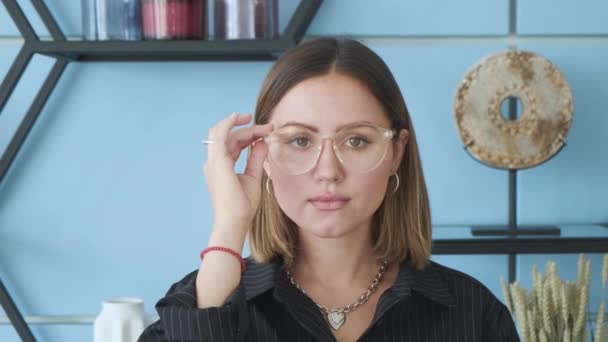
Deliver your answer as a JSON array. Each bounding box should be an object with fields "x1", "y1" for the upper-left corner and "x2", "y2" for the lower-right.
[{"x1": 263, "y1": 123, "x2": 396, "y2": 175}]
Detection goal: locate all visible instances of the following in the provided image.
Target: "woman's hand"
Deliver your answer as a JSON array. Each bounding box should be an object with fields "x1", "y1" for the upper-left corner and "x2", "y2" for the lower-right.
[{"x1": 203, "y1": 113, "x2": 273, "y2": 231}]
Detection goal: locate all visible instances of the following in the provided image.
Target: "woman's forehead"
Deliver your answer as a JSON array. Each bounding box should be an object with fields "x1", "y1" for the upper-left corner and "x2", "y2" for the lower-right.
[
  {"x1": 273, "y1": 73, "x2": 383, "y2": 120},
  {"x1": 269, "y1": 73, "x2": 388, "y2": 124}
]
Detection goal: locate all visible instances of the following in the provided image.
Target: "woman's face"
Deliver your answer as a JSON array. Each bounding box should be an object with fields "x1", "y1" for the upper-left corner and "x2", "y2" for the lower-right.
[{"x1": 264, "y1": 72, "x2": 408, "y2": 239}]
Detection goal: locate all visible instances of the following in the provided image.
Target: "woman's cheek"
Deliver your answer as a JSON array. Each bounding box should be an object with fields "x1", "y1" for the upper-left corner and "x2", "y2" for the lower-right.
[{"x1": 272, "y1": 177, "x2": 302, "y2": 215}]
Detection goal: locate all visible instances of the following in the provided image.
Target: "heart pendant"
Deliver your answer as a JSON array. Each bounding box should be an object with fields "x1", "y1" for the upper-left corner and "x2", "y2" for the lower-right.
[{"x1": 327, "y1": 310, "x2": 345, "y2": 330}]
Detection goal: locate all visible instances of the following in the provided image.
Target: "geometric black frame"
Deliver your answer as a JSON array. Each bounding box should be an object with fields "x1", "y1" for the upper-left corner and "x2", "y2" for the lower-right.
[{"x1": 0, "y1": 0, "x2": 322, "y2": 340}]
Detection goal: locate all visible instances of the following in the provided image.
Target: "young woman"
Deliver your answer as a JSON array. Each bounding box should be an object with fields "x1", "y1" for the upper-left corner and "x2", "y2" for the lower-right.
[{"x1": 139, "y1": 38, "x2": 519, "y2": 342}]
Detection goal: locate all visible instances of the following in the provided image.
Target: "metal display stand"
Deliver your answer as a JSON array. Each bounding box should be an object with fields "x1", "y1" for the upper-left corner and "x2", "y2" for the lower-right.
[{"x1": 454, "y1": 97, "x2": 608, "y2": 283}]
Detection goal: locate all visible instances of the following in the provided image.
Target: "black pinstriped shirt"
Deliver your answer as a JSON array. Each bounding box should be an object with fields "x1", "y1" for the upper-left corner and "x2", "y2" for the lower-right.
[{"x1": 139, "y1": 257, "x2": 520, "y2": 341}]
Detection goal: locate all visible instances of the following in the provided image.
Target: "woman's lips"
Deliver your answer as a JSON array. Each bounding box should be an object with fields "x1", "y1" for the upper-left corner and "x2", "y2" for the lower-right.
[{"x1": 310, "y1": 196, "x2": 350, "y2": 210}]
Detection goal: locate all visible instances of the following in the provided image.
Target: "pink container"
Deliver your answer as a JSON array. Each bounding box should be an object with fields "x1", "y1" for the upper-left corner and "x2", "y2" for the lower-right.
[{"x1": 142, "y1": 0, "x2": 207, "y2": 40}]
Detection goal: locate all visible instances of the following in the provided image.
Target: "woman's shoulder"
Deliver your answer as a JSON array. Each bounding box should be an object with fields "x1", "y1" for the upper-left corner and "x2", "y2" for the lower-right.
[
  {"x1": 426, "y1": 260, "x2": 506, "y2": 306},
  {"x1": 428, "y1": 260, "x2": 487, "y2": 282},
  {"x1": 426, "y1": 261, "x2": 520, "y2": 339}
]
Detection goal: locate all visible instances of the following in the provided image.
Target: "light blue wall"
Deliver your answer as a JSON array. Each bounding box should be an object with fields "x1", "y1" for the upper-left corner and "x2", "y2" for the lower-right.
[
  {"x1": 1, "y1": 1, "x2": 607, "y2": 341},
  {"x1": 517, "y1": 0, "x2": 608, "y2": 35}
]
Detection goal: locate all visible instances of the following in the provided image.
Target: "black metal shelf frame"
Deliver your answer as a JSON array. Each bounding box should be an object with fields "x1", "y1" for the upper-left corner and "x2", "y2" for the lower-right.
[
  {"x1": 0, "y1": 0, "x2": 322, "y2": 340},
  {"x1": 0, "y1": 0, "x2": 607, "y2": 341},
  {"x1": 433, "y1": 236, "x2": 608, "y2": 255}
]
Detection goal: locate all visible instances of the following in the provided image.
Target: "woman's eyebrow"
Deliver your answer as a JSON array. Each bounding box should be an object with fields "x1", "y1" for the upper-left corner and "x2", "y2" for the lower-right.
[
  {"x1": 278, "y1": 121, "x2": 318, "y2": 131},
  {"x1": 278, "y1": 120, "x2": 374, "y2": 131}
]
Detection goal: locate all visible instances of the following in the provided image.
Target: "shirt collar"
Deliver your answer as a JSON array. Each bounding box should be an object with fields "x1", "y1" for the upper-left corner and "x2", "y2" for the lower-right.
[
  {"x1": 240, "y1": 256, "x2": 280, "y2": 300},
  {"x1": 241, "y1": 256, "x2": 456, "y2": 308},
  {"x1": 390, "y1": 260, "x2": 457, "y2": 307}
]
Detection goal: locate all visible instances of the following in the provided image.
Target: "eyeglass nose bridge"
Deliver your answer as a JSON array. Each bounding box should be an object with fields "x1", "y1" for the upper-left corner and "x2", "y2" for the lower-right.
[{"x1": 310, "y1": 137, "x2": 345, "y2": 170}]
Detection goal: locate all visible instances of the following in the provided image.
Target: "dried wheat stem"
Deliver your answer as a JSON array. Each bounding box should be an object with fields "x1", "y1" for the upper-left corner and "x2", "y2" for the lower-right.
[
  {"x1": 561, "y1": 282, "x2": 570, "y2": 331},
  {"x1": 550, "y1": 262, "x2": 561, "y2": 326},
  {"x1": 501, "y1": 277, "x2": 513, "y2": 313},
  {"x1": 563, "y1": 326, "x2": 571, "y2": 342},
  {"x1": 539, "y1": 328, "x2": 548, "y2": 342},
  {"x1": 527, "y1": 309, "x2": 537, "y2": 342},
  {"x1": 567, "y1": 281, "x2": 578, "y2": 324},
  {"x1": 577, "y1": 254, "x2": 586, "y2": 288},
  {"x1": 533, "y1": 264, "x2": 542, "y2": 307},
  {"x1": 582, "y1": 324, "x2": 588, "y2": 342},
  {"x1": 594, "y1": 300, "x2": 604, "y2": 342},
  {"x1": 573, "y1": 260, "x2": 591, "y2": 339},
  {"x1": 512, "y1": 282, "x2": 529, "y2": 341},
  {"x1": 542, "y1": 277, "x2": 553, "y2": 339}
]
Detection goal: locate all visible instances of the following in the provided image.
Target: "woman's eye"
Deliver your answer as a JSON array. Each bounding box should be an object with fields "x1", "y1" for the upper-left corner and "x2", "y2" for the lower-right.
[
  {"x1": 289, "y1": 137, "x2": 310, "y2": 148},
  {"x1": 346, "y1": 137, "x2": 368, "y2": 147}
]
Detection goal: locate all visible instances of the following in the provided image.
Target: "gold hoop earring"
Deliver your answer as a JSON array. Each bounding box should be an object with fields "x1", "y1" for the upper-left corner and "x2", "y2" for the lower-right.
[
  {"x1": 392, "y1": 172, "x2": 400, "y2": 194},
  {"x1": 266, "y1": 177, "x2": 271, "y2": 193}
]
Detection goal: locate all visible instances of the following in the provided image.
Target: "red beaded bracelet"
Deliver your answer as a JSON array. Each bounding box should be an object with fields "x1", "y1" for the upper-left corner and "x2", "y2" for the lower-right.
[{"x1": 200, "y1": 246, "x2": 247, "y2": 272}]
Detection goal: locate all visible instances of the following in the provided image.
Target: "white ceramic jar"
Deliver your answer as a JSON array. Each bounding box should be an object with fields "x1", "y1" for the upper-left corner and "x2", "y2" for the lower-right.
[{"x1": 94, "y1": 297, "x2": 149, "y2": 342}]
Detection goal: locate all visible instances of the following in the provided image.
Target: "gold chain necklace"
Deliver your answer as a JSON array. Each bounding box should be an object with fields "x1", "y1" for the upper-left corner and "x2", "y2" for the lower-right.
[{"x1": 285, "y1": 260, "x2": 389, "y2": 331}]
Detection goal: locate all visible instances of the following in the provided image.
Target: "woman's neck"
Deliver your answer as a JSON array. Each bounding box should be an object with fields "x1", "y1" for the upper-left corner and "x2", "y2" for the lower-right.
[{"x1": 290, "y1": 224, "x2": 382, "y2": 290}]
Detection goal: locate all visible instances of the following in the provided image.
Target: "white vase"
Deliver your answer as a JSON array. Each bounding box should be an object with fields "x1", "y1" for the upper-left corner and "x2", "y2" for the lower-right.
[{"x1": 94, "y1": 297, "x2": 148, "y2": 342}]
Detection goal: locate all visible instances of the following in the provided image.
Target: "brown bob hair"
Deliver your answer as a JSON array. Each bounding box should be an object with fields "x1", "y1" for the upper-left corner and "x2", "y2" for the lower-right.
[{"x1": 249, "y1": 37, "x2": 432, "y2": 271}]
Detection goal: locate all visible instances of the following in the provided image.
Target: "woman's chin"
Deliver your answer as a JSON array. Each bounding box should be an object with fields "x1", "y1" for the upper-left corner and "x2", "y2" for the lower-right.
[{"x1": 299, "y1": 222, "x2": 353, "y2": 239}]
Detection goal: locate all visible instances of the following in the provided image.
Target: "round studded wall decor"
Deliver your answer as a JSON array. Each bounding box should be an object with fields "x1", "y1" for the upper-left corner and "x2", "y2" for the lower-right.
[{"x1": 453, "y1": 50, "x2": 573, "y2": 170}]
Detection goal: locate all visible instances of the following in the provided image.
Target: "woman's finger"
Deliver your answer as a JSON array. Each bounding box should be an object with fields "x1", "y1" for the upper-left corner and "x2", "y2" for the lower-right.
[
  {"x1": 226, "y1": 123, "x2": 273, "y2": 158},
  {"x1": 207, "y1": 113, "x2": 251, "y2": 160},
  {"x1": 244, "y1": 139, "x2": 268, "y2": 180},
  {"x1": 230, "y1": 136, "x2": 266, "y2": 161}
]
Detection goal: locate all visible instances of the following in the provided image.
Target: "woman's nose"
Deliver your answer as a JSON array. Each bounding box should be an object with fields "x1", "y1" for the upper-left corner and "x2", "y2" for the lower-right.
[{"x1": 312, "y1": 139, "x2": 344, "y2": 181}]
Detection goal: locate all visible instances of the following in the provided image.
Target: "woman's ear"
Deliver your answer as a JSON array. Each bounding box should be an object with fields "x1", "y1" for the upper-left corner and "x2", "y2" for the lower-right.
[{"x1": 392, "y1": 129, "x2": 409, "y2": 171}]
